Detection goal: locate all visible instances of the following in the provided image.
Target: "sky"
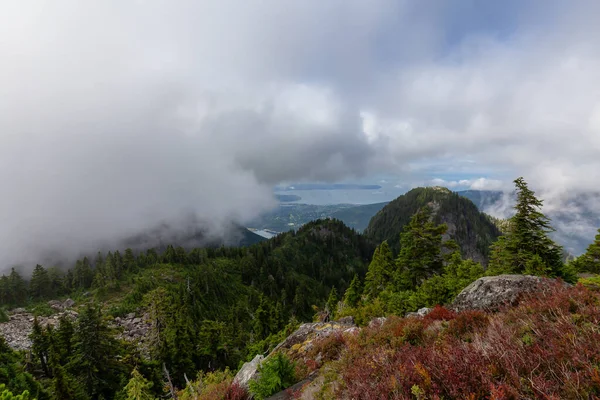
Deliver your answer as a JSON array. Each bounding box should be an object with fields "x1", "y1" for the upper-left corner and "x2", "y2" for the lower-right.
[{"x1": 1, "y1": 0, "x2": 600, "y2": 268}]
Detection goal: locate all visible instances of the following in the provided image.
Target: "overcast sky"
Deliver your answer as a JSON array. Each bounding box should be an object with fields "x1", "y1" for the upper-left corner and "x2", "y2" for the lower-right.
[{"x1": 1, "y1": 1, "x2": 599, "y2": 268}]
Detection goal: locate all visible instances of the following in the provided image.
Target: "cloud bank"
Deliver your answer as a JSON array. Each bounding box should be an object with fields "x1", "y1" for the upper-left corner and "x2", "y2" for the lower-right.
[{"x1": 1, "y1": 0, "x2": 599, "y2": 268}]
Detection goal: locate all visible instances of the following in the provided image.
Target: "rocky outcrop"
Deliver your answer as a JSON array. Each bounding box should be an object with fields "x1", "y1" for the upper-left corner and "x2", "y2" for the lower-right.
[
  {"x1": 451, "y1": 274, "x2": 551, "y2": 312},
  {"x1": 47, "y1": 298, "x2": 76, "y2": 311},
  {"x1": 233, "y1": 354, "x2": 264, "y2": 389},
  {"x1": 272, "y1": 321, "x2": 359, "y2": 357},
  {"x1": 113, "y1": 312, "x2": 151, "y2": 343},
  {"x1": 0, "y1": 309, "x2": 78, "y2": 350},
  {"x1": 0, "y1": 302, "x2": 151, "y2": 352}
]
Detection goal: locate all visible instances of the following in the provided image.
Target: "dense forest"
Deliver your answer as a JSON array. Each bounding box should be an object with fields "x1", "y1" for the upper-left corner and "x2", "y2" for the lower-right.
[{"x1": 0, "y1": 178, "x2": 597, "y2": 399}]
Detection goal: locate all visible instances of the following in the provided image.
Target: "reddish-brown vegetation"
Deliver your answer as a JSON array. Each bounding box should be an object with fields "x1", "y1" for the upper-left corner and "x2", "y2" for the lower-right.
[{"x1": 309, "y1": 282, "x2": 600, "y2": 399}]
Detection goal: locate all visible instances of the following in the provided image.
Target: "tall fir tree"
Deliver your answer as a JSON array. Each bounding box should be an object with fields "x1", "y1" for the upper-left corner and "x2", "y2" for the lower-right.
[
  {"x1": 325, "y1": 287, "x2": 338, "y2": 318},
  {"x1": 343, "y1": 274, "x2": 362, "y2": 308},
  {"x1": 67, "y1": 305, "x2": 125, "y2": 399},
  {"x1": 364, "y1": 241, "x2": 394, "y2": 298},
  {"x1": 394, "y1": 207, "x2": 450, "y2": 290},
  {"x1": 487, "y1": 177, "x2": 570, "y2": 280},
  {"x1": 30, "y1": 265, "x2": 51, "y2": 300}
]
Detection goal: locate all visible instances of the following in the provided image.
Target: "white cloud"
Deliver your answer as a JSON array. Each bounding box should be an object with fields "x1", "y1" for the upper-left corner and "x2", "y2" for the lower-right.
[
  {"x1": 1, "y1": 0, "x2": 600, "y2": 268},
  {"x1": 429, "y1": 178, "x2": 506, "y2": 191}
]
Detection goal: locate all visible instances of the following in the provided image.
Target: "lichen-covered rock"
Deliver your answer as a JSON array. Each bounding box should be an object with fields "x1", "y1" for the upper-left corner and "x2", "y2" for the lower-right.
[
  {"x1": 233, "y1": 354, "x2": 264, "y2": 389},
  {"x1": 272, "y1": 320, "x2": 358, "y2": 357},
  {"x1": 451, "y1": 274, "x2": 551, "y2": 312},
  {"x1": 406, "y1": 307, "x2": 432, "y2": 318}
]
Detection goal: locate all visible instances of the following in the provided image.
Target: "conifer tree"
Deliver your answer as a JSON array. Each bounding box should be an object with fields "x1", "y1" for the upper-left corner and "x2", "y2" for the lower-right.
[
  {"x1": 123, "y1": 248, "x2": 136, "y2": 273},
  {"x1": 395, "y1": 207, "x2": 449, "y2": 290},
  {"x1": 30, "y1": 317, "x2": 51, "y2": 377},
  {"x1": 123, "y1": 369, "x2": 155, "y2": 400},
  {"x1": 8, "y1": 269, "x2": 27, "y2": 305},
  {"x1": 488, "y1": 177, "x2": 568, "y2": 280},
  {"x1": 68, "y1": 305, "x2": 125, "y2": 398},
  {"x1": 343, "y1": 274, "x2": 362, "y2": 308},
  {"x1": 364, "y1": 241, "x2": 394, "y2": 298},
  {"x1": 325, "y1": 287, "x2": 338, "y2": 318},
  {"x1": 30, "y1": 265, "x2": 51, "y2": 300},
  {"x1": 573, "y1": 228, "x2": 600, "y2": 273}
]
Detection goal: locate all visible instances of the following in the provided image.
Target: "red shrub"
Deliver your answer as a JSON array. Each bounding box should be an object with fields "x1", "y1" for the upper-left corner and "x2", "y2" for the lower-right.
[
  {"x1": 424, "y1": 305, "x2": 457, "y2": 322},
  {"x1": 224, "y1": 382, "x2": 249, "y2": 400},
  {"x1": 446, "y1": 310, "x2": 489, "y2": 339},
  {"x1": 335, "y1": 283, "x2": 600, "y2": 399}
]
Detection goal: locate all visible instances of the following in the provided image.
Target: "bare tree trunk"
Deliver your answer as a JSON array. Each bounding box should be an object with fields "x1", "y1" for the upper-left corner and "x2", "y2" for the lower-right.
[{"x1": 163, "y1": 363, "x2": 178, "y2": 399}]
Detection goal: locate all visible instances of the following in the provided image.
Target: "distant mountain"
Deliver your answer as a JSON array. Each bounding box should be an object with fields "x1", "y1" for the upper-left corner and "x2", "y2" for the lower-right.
[
  {"x1": 365, "y1": 187, "x2": 501, "y2": 264},
  {"x1": 330, "y1": 202, "x2": 389, "y2": 232}
]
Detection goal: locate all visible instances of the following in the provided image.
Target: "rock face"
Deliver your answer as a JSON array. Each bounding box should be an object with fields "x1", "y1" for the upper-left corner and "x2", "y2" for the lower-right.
[
  {"x1": 451, "y1": 275, "x2": 549, "y2": 312},
  {"x1": 233, "y1": 354, "x2": 264, "y2": 389}
]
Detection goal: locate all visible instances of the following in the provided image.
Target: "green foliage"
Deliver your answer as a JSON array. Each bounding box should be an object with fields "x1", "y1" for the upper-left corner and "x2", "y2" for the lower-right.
[
  {"x1": 248, "y1": 354, "x2": 296, "y2": 400},
  {"x1": 123, "y1": 369, "x2": 155, "y2": 400},
  {"x1": 325, "y1": 287, "x2": 338, "y2": 318},
  {"x1": 365, "y1": 241, "x2": 394, "y2": 298},
  {"x1": 365, "y1": 187, "x2": 501, "y2": 260},
  {"x1": 0, "y1": 336, "x2": 46, "y2": 399},
  {"x1": 343, "y1": 274, "x2": 362, "y2": 308},
  {"x1": 0, "y1": 308, "x2": 8, "y2": 323},
  {"x1": 487, "y1": 178, "x2": 572, "y2": 282},
  {"x1": 573, "y1": 229, "x2": 600, "y2": 273},
  {"x1": 0, "y1": 385, "x2": 32, "y2": 400},
  {"x1": 67, "y1": 304, "x2": 126, "y2": 399},
  {"x1": 394, "y1": 207, "x2": 452, "y2": 290},
  {"x1": 29, "y1": 265, "x2": 51, "y2": 301}
]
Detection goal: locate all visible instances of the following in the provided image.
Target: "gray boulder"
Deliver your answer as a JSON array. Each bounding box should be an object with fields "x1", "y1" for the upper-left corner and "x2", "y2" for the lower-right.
[
  {"x1": 233, "y1": 354, "x2": 264, "y2": 389},
  {"x1": 451, "y1": 275, "x2": 550, "y2": 312},
  {"x1": 406, "y1": 307, "x2": 432, "y2": 318},
  {"x1": 63, "y1": 298, "x2": 75, "y2": 308}
]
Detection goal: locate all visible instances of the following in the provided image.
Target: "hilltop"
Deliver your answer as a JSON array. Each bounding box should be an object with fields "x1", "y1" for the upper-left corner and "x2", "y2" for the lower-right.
[{"x1": 365, "y1": 187, "x2": 501, "y2": 263}]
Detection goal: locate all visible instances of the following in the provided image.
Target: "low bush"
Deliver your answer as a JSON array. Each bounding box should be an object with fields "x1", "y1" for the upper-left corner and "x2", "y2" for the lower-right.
[
  {"x1": 335, "y1": 283, "x2": 600, "y2": 399},
  {"x1": 249, "y1": 353, "x2": 297, "y2": 400}
]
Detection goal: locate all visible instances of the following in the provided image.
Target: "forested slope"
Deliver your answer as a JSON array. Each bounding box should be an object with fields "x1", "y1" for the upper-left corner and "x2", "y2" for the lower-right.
[{"x1": 365, "y1": 187, "x2": 501, "y2": 263}]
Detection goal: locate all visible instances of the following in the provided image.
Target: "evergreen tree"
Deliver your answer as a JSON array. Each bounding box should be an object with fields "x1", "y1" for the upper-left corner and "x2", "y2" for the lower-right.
[
  {"x1": 47, "y1": 267, "x2": 64, "y2": 298},
  {"x1": 123, "y1": 248, "x2": 136, "y2": 273},
  {"x1": 123, "y1": 369, "x2": 155, "y2": 400},
  {"x1": 325, "y1": 287, "x2": 338, "y2": 318},
  {"x1": 53, "y1": 316, "x2": 74, "y2": 366},
  {"x1": 30, "y1": 265, "x2": 51, "y2": 300},
  {"x1": 343, "y1": 274, "x2": 362, "y2": 308},
  {"x1": 73, "y1": 258, "x2": 93, "y2": 290},
  {"x1": 573, "y1": 228, "x2": 600, "y2": 273},
  {"x1": 487, "y1": 177, "x2": 568, "y2": 280},
  {"x1": 364, "y1": 241, "x2": 394, "y2": 298},
  {"x1": 68, "y1": 305, "x2": 125, "y2": 399},
  {"x1": 30, "y1": 318, "x2": 51, "y2": 377},
  {"x1": 394, "y1": 207, "x2": 450, "y2": 290},
  {"x1": 8, "y1": 269, "x2": 27, "y2": 305}
]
